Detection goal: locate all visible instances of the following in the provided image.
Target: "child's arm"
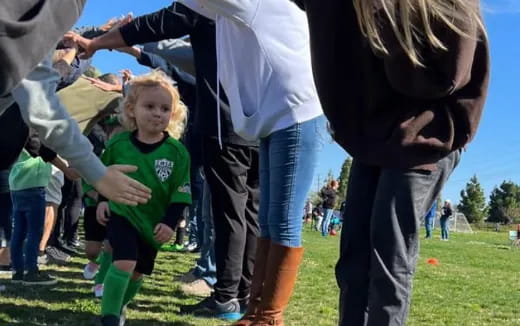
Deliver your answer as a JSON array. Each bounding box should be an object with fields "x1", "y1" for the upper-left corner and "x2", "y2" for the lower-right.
[{"x1": 154, "y1": 203, "x2": 189, "y2": 244}]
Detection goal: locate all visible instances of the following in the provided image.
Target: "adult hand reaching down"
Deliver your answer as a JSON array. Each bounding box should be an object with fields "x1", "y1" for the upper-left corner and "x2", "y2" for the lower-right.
[{"x1": 94, "y1": 165, "x2": 152, "y2": 206}]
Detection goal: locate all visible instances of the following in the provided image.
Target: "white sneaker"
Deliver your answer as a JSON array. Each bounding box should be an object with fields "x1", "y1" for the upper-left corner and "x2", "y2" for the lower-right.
[
  {"x1": 94, "y1": 283, "x2": 104, "y2": 298},
  {"x1": 83, "y1": 262, "x2": 99, "y2": 280}
]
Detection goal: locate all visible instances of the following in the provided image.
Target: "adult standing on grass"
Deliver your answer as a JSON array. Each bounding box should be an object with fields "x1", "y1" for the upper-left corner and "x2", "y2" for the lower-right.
[
  {"x1": 424, "y1": 201, "x2": 438, "y2": 239},
  {"x1": 169, "y1": 1, "x2": 325, "y2": 325},
  {"x1": 440, "y1": 200, "x2": 453, "y2": 241},
  {"x1": 294, "y1": 0, "x2": 489, "y2": 325},
  {"x1": 320, "y1": 180, "x2": 339, "y2": 237}
]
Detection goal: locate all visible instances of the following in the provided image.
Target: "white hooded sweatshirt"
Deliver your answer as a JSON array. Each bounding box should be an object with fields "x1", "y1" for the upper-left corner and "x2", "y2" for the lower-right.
[{"x1": 180, "y1": 0, "x2": 323, "y2": 142}]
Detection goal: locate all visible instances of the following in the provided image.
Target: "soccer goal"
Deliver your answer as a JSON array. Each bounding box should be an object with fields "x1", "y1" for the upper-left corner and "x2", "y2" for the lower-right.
[{"x1": 420, "y1": 211, "x2": 474, "y2": 233}]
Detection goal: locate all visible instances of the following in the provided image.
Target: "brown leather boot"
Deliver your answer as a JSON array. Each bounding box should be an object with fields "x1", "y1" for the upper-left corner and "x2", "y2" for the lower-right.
[
  {"x1": 230, "y1": 238, "x2": 271, "y2": 326},
  {"x1": 251, "y1": 243, "x2": 304, "y2": 326}
]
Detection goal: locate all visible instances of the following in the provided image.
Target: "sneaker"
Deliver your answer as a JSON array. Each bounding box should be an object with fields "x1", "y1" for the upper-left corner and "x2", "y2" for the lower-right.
[
  {"x1": 37, "y1": 254, "x2": 49, "y2": 266},
  {"x1": 160, "y1": 243, "x2": 184, "y2": 252},
  {"x1": 183, "y1": 242, "x2": 200, "y2": 253},
  {"x1": 0, "y1": 264, "x2": 12, "y2": 275},
  {"x1": 59, "y1": 243, "x2": 81, "y2": 256},
  {"x1": 237, "y1": 295, "x2": 250, "y2": 314},
  {"x1": 11, "y1": 271, "x2": 24, "y2": 284},
  {"x1": 83, "y1": 262, "x2": 99, "y2": 280},
  {"x1": 175, "y1": 268, "x2": 198, "y2": 283},
  {"x1": 180, "y1": 278, "x2": 213, "y2": 297},
  {"x1": 45, "y1": 246, "x2": 71, "y2": 265},
  {"x1": 180, "y1": 295, "x2": 242, "y2": 321},
  {"x1": 173, "y1": 243, "x2": 184, "y2": 251},
  {"x1": 119, "y1": 305, "x2": 127, "y2": 326},
  {"x1": 23, "y1": 270, "x2": 58, "y2": 286},
  {"x1": 94, "y1": 284, "x2": 104, "y2": 298}
]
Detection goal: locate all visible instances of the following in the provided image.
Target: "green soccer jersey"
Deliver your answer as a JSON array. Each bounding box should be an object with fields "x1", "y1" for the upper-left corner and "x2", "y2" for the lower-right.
[{"x1": 101, "y1": 131, "x2": 192, "y2": 248}]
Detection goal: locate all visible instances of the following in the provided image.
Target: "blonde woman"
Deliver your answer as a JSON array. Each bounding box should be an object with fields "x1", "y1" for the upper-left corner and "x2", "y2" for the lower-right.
[{"x1": 295, "y1": 0, "x2": 489, "y2": 325}]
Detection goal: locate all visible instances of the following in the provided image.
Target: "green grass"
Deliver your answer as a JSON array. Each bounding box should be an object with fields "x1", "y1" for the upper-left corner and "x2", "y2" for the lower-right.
[{"x1": 1, "y1": 228, "x2": 519, "y2": 325}]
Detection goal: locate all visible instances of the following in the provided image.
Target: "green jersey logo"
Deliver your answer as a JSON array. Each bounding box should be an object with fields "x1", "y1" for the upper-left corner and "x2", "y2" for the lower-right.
[{"x1": 155, "y1": 159, "x2": 174, "y2": 182}]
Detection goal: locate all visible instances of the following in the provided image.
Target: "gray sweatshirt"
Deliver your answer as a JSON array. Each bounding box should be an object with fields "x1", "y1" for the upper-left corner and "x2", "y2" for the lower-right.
[{"x1": 1, "y1": 53, "x2": 106, "y2": 184}]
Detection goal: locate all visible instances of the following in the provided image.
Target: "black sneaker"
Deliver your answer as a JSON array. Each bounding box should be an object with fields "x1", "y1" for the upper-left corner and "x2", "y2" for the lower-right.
[
  {"x1": 237, "y1": 295, "x2": 250, "y2": 314},
  {"x1": 0, "y1": 264, "x2": 12, "y2": 275},
  {"x1": 59, "y1": 243, "x2": 81, "y2": 256},
  {"x1": 179, "y1": 294, "x2": 242, "y2": 321},
  {"x1": 45, "y1": 246, "x2": 71, "y2": 265},
  {"x1": 11, "y1": 271, "x2": 24, "y2": 284},
  {"x1": 23, "y1": 270, "x2": 58, "y2": 286},
  {"x1": 101, "y1": 315, "x2": 120, "y2": 326}
]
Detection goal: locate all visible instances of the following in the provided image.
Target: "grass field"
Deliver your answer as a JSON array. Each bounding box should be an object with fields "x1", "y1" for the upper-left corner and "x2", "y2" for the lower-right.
[{"x1": 0, "y1": 227, "x2": 519, "y2": 326}]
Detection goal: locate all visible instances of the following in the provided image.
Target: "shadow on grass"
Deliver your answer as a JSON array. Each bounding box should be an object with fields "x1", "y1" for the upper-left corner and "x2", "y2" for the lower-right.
[
  {"x1": 0, "y1": 280, "x2": 95, "y2": 303},
  {"x1": 0, "y1": 302, "x2": 97, "y2": 325}
]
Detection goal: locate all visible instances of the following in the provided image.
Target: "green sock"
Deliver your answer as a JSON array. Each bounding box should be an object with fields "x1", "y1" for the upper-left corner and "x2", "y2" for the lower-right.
[
  {"x1": 122, "y1": 278, "x2": 144, "y2": 307},
  {"x1": 101, "y1": 264, "x2": 131, "y2": 317},
  {"x1": 95, "y1": 251, "x2": 112, "y2": 285}
]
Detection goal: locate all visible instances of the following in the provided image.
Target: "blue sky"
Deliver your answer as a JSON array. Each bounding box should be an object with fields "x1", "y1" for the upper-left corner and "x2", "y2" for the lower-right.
[{"x1": 76, "y1": 1, "x2": 519, "y2": 204}]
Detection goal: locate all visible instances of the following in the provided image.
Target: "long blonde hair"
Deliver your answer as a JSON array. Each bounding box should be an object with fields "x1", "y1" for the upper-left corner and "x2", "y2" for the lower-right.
[
  {"x1": 121, "y1": 70, "x2": 188, "y2": 140},
  {"x1": 353, "y1": 0, "x2": 485, "y2": 66}
]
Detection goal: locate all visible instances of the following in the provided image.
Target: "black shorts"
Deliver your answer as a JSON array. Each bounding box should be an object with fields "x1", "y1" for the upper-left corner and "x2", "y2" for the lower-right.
[
  {"x1": 107, "y1": 213, "x2": 158, "y2": 275},
  {"x1": 83, "y1": 206, "x2": 106, "y2": 242}
]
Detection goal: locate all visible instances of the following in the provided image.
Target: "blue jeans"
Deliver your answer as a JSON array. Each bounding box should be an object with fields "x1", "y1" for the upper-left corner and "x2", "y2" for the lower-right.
[
  {"x1": 10, "y1": 188, "x2": 46, "y2": 273},
  {"x1": 440, "y1": 218, "x2": 450, "y2": 239},
  {"x1": 193, "y1": 181, "x2": 217, "y2": 286},
  {"x1": 424, "y1": 216, "x2": 434, "y2": 238},
  {"x1": 321, "y1": 208, "x2": 334, "y2": 237},
  {"x1": 259, "y1": 116, "x2": 325, "y2": 247}
]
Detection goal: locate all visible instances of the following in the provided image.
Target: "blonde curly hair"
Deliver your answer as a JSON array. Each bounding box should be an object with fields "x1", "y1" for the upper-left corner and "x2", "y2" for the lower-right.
[
  {"x1": 353, "y1": 0, "x2": 485, "y2": 66},
  {"x1": 121, "y1": 70, "x2": 187, "y2": 140}
]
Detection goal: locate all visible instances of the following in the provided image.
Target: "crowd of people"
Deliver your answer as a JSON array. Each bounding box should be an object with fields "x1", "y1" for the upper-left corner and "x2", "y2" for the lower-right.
[{"x1": 0, "y1": 0, "x2": 489, "y2": 326}]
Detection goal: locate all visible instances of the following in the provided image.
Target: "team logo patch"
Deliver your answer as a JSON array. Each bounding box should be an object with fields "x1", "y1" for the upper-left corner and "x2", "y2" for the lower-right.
[
  {"x1": 178, "y1": 183, "x2": 191, "y2": 194},
  {"x1": 155, "y1": 159, "x2": 174, "y2": 182}
]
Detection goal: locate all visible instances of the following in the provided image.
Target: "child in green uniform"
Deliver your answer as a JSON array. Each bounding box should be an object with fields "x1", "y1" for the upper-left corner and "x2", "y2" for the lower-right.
[{"x1": 95, "y1": 70, "x2": 191, "y2": 326}]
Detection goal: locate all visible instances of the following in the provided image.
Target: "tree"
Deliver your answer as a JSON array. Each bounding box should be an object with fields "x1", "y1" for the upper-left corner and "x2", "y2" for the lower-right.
[
  {"x1": 457, "y1": 175, "x2": 488, "y2": 224},
  {"x1": 336, "y1": 157, "x2": 352, "y2": 209},
  {"x1": 487, "y1": 181, "x2": 520, "y2": 224}
]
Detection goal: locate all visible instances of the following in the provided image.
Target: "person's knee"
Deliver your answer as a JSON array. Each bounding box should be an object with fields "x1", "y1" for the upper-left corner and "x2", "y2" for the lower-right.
[
  {"x1": 131, "y1": 271, "x2": 143, "y2": 281},
  {"x1": 113, "y1": 260, "x2": 136, "y2": 273}
]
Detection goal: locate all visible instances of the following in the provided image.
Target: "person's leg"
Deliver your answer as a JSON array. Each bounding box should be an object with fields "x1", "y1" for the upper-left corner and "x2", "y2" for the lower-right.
[
  {"x1": 203, "y1": 140, "x2": 256, "y2": 312},
  {"x1": 23, "y1": 188, "x2": 46, "y2": 273},
  {"x1": 336, "y1": 161, "x2": 380, "y2": 326},
  {"x1": 63, "y1": 179, "x2": 82, "y2": 246},
  {"x1": 445, "y1": 219, "x2": 450, "y2": 240},
  {"x1": 425, "y1": 217, "x2": 432, "y2": 238},
  {"x1": 102, "y1": 214, "x2": 139, "y2": 322},
  {"x1": 0, "y1": 189, "x2": 13, "y2": 267},
  {"x1": 365, "y1": 150, "x2": 460, "y2": 326},
  {"x1": 254, "y1": 116, "x2": 325, "y2": 325},
  {"x1": 39, "y1": 203, "x2": 58, "y2": 253},
  {"x1": 321, "y1": 209, "x2": 334, "y2": 237},
  {"x1": 440, "y1": 219, "x2": 446, "y2": 239},
  {"x1": 9, "y1": 191, "x2": 27, "y2": 278},
  {"x1": 237, "y1": 147, "x2": 260, "y2": 302}
]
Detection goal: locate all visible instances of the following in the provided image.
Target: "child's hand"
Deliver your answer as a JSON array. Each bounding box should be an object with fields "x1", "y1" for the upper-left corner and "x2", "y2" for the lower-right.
[
  {"x1": 96, "y1": 202, "x2": 110, "y2": 226},
  {"x1": 154, "y1": 223, "x2": 174, "y2": 244}
]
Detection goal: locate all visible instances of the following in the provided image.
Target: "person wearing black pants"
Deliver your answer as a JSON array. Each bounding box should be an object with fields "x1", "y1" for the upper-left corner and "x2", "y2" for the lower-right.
[{"x1": 203, "y1": 139, "x2": 260, "y2": 314}]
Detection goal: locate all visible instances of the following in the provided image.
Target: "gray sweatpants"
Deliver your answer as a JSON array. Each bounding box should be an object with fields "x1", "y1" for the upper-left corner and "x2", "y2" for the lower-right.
[{"x1": 336, "y1": 150, "x2": 460, "y2": 326}]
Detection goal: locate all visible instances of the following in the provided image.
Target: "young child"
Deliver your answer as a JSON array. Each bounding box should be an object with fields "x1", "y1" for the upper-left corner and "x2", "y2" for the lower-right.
[
  {"x1": 9, "y1": 148, "x2": 56, "y2": 285},
  {"x1": 95, "y1": 70, "x2": 191, "y2": 326}
]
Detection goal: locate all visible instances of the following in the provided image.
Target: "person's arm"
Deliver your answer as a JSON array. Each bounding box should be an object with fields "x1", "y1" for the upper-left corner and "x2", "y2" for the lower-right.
[
  {"x1": 142, "y1": 39, "x2": 196, "y2": 77},
  {"x1": 70, "y1": 4, "x2": 198, "y2": 59},
  {"x1": 11, "y1": 53, "x2": 151, "y2": 205}
]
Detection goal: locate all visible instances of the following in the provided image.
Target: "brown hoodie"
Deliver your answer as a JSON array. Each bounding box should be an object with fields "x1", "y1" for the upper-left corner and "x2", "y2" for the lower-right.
[{"x1": 295, "y1": 0, "x2": 490, "y2": 169}]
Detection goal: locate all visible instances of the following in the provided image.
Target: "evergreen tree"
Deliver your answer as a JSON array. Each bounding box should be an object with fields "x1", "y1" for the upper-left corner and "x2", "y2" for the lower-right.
[
  {"x1": 457, "y1": 175, "x2": 488, "y2": 224},
  {"x1": 336, "y1": 157, "x2": 352, "y2": 209},
  {"x1": 488, "y1": 181, "x2": 520, "y2": 224}
]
